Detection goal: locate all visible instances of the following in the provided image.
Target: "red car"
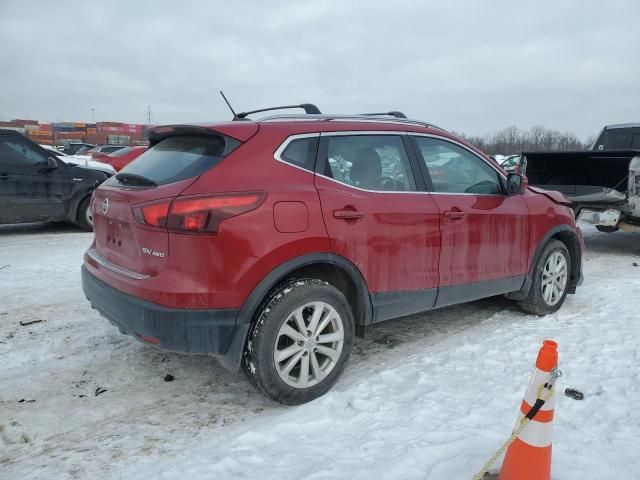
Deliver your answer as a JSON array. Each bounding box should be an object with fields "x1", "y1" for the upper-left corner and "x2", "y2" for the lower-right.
[
  {"x1": 82, "y1": 106, "x2": 584, "y2": 404},
  {"x1": 93, "y1": 146, "x2": 146, "y2": 171}
]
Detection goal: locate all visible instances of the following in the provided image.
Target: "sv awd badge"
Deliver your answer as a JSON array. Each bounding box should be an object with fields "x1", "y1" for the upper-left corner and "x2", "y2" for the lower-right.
[{"x1": 142, "y1": 247, "x2": 165, "y2": 258}]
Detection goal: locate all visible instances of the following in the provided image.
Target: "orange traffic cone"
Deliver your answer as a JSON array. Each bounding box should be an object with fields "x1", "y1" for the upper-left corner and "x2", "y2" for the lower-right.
[{"x1": 499, "y1": 340, "x2": 559, "y2": 480}]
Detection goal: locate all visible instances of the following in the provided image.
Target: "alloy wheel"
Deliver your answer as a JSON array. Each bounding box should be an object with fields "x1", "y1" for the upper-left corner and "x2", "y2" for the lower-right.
[
  {"x1": 541, "y1": 251, "x2": 568, "y2": 306},
  {"x1": 273, "y1": 301, "x2": 344, "y2": 388}
]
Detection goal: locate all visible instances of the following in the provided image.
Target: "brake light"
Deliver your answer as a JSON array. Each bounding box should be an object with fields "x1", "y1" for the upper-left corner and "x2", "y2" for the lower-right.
[
  {"x1": 132, "y1": 193, "x2": 266, "y2": 233},
  {"x1": 167, "y1": 192, "x2": 266, "y2": 233}
]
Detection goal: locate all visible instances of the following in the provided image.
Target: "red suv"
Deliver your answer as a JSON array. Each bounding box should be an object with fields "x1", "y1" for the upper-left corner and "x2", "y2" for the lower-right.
[{"x1": 82, "y1": 107, "x2": 584, "y2": 404}]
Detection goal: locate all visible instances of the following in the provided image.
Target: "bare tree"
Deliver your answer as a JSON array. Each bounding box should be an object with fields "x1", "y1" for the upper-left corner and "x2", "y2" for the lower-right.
[{"x1": 455, "y1": 126, "x2": 592, "y2": 155}]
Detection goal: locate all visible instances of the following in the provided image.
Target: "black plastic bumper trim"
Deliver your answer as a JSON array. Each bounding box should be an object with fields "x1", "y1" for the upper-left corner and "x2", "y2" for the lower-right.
[{"x1": 82, "y1": 266, "x2": 239, "y2": 355}]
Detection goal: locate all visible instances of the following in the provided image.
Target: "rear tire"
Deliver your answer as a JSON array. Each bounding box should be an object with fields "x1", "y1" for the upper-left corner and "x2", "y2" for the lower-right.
[
  {"x1": 517, "y1": 240, "x2": 571, "y2": 316},
  {"x1": 76, "y1": 197, "x2": 94, "y2": 232},
  {"x1": 243, "y1": 279, "x2": 354, "y2": 405},
  {"x1": 596, "y1": 225, "x2": 619, "y2": 233}
]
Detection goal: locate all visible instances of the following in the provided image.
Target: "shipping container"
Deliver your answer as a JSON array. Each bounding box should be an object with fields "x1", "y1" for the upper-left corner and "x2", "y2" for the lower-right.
[
  {"x1": 107, "y1": 135, "x2": 130, "y2": 145},
  {"x1": 84, "y1": 133, "x2": 109, "y2": 144},
  {"x1": 9, "y1": 119, "x2": 39, "y2": 127}
]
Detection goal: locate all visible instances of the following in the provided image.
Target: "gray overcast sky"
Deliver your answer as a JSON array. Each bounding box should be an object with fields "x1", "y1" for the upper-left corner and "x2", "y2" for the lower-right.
[{"x1": 1, "y1": 1, "x2": 638, "y2": 138}]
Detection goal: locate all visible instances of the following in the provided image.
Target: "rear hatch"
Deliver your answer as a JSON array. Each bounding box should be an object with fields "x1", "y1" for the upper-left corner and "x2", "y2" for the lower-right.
[{"x1": 90, "y1": 127, "x2": 246, "y2": 276}]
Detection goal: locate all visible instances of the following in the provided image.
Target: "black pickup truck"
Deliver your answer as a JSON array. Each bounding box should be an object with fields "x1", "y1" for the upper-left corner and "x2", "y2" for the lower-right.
[
  {"x1": 0, "y1": 129, "x2": 113, "y2": 231},
  {"x1": 521, "y1": 123, "x2": 640, "y2": 233}
]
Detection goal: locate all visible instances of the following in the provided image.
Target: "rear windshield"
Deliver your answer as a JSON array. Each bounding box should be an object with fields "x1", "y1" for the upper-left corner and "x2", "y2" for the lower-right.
[
  {"x1": 109, "y1": 135, "x2": 233, "y2": 186},
  {"x1": 109, "y1": 146, "x2": 133, "y2": 157},
  {"x1": 594, "y1": 127, "x2": 640, "y2": 150}
]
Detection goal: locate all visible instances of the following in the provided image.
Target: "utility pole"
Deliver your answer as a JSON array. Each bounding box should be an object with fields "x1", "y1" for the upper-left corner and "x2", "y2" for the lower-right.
[
  {"x1": 147, "y1": 105, "x2": 152, "y2": 125},
  {"x1": 91, "y1": 107, "x2": 95, "y2": 122}
]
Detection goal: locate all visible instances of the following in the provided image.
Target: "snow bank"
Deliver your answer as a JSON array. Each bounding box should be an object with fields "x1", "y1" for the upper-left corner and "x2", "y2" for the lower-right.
[{"x1": 1, "y1": 224, "x2": 639, "y2": 479}]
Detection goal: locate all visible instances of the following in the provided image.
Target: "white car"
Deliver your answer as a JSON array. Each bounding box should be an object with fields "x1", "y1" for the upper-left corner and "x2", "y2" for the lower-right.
[{"x1": 40, "y1": 145, "x2": 116, "y2": 175}]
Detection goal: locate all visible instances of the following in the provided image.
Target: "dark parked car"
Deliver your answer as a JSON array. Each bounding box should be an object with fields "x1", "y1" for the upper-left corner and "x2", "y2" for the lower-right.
[
  {"x1": 82, "y1": 107, "x2": 584, "y2": 404},
  {"x1": 0, "y1": 130, "x2": 112, "y2": 230}
]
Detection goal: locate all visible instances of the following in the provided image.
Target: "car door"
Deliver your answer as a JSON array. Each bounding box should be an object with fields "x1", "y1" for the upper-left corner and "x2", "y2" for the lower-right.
[
  {"x1": 314, "y1": 132, "x2": 441, "y2": 322},
  {"x1": 409, "y1": 134, "x2": 530, "y2": 307},
  {"x1": 0, "y1": 134, "x2": 68, "y2": 223}
]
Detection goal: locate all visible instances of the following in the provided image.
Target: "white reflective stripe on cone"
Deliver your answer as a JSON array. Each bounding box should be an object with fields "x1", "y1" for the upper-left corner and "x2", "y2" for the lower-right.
[
  {"x1": 516, "y1": 413, "x2": 554, "y2": 448},
  {"x1": 523, "y1": 368, "x2": 556, "y2": 411}
]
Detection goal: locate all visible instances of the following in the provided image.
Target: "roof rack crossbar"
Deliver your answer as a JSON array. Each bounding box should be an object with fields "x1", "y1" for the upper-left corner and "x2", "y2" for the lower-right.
[
  {"x1": 235, "y1": 103, "x2": 321, "y2": 119},
  {"x1": 359, "y1": 111, "x2": 407, "y2": 119}
]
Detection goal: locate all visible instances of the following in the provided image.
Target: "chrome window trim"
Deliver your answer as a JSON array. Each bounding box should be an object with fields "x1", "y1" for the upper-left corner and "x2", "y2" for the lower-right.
[
  {"x1": 315, "y1": 173, "x2": 426, "y2": 195},
  {"x1": 86, "y1": 248, "x2": 150, "y2": 280},
  {"x1": 273, "y1": 130, "x2": 508, "y2": 197},
  {"x1": 319, "y1": 130, "x2": 405, "y2": 137}
]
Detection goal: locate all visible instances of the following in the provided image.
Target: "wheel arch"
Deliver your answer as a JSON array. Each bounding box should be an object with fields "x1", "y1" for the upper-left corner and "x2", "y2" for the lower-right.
[
  {"x1": 219, "y1": 253, "x2": 372, "y2": 371},
  {"x1": 507, "y1": 224, "x2": 583, "y2": 301}
]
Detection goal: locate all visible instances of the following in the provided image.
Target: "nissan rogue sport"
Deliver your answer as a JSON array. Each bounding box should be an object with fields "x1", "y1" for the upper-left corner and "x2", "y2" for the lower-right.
[{"x1": 82, "y1": 106, "x2": 584, "y2": 404}]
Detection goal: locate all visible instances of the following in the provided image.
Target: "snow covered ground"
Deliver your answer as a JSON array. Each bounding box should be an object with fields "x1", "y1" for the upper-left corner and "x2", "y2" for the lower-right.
[{"x1": 1, "y1": 222, "x2": 639, "y2": 480}]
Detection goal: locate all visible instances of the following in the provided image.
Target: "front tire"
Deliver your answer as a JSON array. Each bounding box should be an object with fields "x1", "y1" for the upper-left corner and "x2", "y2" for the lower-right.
[
  {"x1": 76, "y1": 196, "x2": 94, "y2": 232},
  {"x1": 243, "y1": 279, "x2": 354, "y2": 405},
  {"x1": 517, "y1": 239, "x2": 571, "y2": 316}
]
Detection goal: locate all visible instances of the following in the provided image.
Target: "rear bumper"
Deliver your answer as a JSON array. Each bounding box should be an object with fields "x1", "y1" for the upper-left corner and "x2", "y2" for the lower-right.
[{"x1": 82, "y1": 265, "x2": 239, "y2": 355}]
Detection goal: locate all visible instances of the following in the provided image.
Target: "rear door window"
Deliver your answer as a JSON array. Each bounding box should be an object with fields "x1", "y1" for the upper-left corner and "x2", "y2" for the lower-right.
[
  {"x1": 109, "y1": 134, "x2": 237, "y2": 186},
  {"x1": 322, "y1": 135, "x2": 416, "y2": 191}
]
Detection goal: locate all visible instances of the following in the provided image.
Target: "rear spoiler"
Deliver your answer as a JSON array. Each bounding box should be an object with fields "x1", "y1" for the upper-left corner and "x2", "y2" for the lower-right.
[{"x1": 146, "y1": 125, "x2": 241, "y2": 155}]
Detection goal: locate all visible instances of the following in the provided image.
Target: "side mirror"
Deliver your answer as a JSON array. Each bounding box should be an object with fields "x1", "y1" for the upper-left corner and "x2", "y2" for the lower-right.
[
  {"x1": 506, "y1": 173, "x2": 528, "y2": 196},
  {"x1": 45, "y1": 156, "x2": 59, "y2": 169}
]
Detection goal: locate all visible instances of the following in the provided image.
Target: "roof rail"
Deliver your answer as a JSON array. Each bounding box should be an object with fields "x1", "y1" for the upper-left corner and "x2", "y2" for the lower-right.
[
  {"x1": 234, "y1": 103, "x2": 321, "y2": 120},
  {"x1": 258, "y1": 113, "x2": 448, "y2": 132},
  {"x1": 359, "y1": 111, "x2": 407, "y2": 119}
]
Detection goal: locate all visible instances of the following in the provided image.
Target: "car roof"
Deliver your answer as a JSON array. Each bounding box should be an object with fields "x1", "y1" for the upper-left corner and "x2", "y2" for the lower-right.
[
  {"x1": 148, "y1": 115, "x2": 495, "y2": 163},
  {"x1": 605, "y1": 122, "x2": 640, "y2": 129},
  {"x1": 165, "y1": 116, "x2": 448, "y2": 144}
]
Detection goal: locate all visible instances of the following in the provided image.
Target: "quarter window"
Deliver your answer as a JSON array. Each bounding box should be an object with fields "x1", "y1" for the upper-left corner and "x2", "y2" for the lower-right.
[
  {"x1": 323, "y1": 135, "x2": 416, "y2": 192},
  {"x1": 279, "y1": 137, "x2": 317, "y2": 172},
  {"x1": 414, "y1": 137, "x2": 502, "y2": 194}
]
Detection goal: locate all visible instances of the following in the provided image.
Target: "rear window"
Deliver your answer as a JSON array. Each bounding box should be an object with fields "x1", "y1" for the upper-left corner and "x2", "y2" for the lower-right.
[
  {"x1": 109, "y1": 135, "x2": 235, "y2": 186},
  {"x1": 595, "y1": 127, "x2": 640, "y2": 150},
  {"x1": 110, "y1": 147, "x2": 133, "y2": 157}
]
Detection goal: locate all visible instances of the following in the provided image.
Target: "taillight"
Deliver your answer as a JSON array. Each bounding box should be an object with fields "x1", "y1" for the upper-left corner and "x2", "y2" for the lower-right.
[
  {"x1": 133, "y1": 192, "x2": 266, "y2": 233},
  {"x1": 133, "y1": 200, "x2": 171, "y2": 228},
  {"x1": 168, "y1": 192, "x2": 266, "y2": 233}
]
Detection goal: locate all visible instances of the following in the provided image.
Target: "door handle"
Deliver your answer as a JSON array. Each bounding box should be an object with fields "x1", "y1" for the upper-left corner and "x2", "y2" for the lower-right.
[
  {"x1": 0, "y1": 173, "x2": 8, "y2": 180},
  {"x1": 333, "y1": 209, "x2": 365, "y2": 220},
  {"x1": 443, "y1": 210, "x2": 467, "y2": 220}
]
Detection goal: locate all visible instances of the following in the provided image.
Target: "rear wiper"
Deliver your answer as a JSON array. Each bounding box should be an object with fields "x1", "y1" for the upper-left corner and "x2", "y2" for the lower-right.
[{"x1": 115, "y1": 172, "x2": 157, "y2": 187}]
